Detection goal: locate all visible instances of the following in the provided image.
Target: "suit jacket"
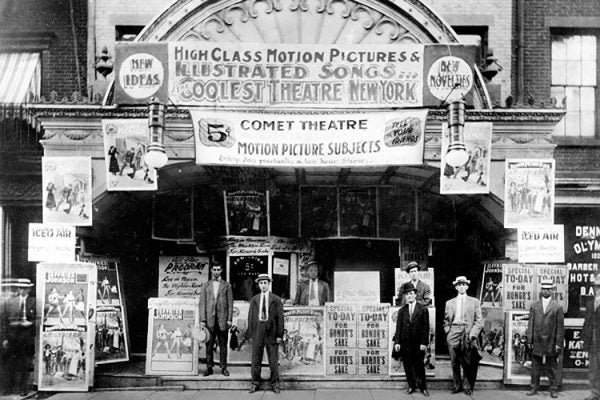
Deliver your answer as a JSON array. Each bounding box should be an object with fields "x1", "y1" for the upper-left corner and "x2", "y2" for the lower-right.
[
  {"x1": 199, "y1": 279, "x2": 233, "y2": 331},
  {"x1": 526, "y1": 299, "x2": 564, "y2": 356},
  {"x1": 394, "y1": 302, "x2": 429, "y2": 356},
  {"x1": 247, "y1": 292, "x2": 284, "y2": 344},
  {"x1": 399, "y1": 280, "x2": 432, "y2": 307},
  {"x1": 582, "y1": 298, "x2": 600, "y2": 352},
  {"x1": 294, "y1": 279, "x2": 332, "y2": 306},
  {"x1": 443, "y1": 295, "x2": 483, "y2": 339}
]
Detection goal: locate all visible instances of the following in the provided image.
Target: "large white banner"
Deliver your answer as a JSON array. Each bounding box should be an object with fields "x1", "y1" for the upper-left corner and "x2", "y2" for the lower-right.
[
  {"x1": 191, "y1": 110, "x2": 427, "y2": 167},
  {"x1": 518, "y1": 225, "x2": 565, "y2": 263}
]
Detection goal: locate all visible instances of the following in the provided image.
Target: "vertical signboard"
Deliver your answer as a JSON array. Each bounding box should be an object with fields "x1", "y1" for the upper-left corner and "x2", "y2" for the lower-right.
[
  {"x1": 280, "y1": 307, "x2": 326, "y2": 375},
  {"x1": 357, "y1": 304, "x2": 389, "y2": 376},
  {"x1": 325, "y1": 303, "x2": 358, "y2": 375}
]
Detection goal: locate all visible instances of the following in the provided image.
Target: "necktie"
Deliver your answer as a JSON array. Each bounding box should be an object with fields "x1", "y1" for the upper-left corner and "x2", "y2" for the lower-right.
[
  {"x1": 309, "y1": 281, "x2": 316, "y2": 301},
  {"x1": 409, "y1": 304, "x2": 414, "y2": 320},
  {"x1": 20, "y1": 297, "x2": 27, "y2": 320},
  {"x1": 261, "y1": 294, "x2": 267, "y2": 321}
]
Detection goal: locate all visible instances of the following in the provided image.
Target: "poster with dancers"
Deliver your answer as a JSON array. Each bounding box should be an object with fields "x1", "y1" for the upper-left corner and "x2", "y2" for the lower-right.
[
  {"x1": 102, "y1": 119, "x2": 157, "y2": 191},
  {"x1": 504, "y1": 159, "x2": 555, "y2": 228},
  {"x1": 42, "y1": 157, "x2": 92, "y2": 226},
  {"x1": 440, "y1": 122, "x2": 492, "y2": 195},
  {"x1": 145, "y1": 297, "x2": 199, "y2": 375},
  {"x1": 37, "y1": 262, "x2": 97, "y2": 391},
  {"x1": 225, "y1": 190, "x2": 269, "y2": 236},
  {"x1": 280, "y1": 307, "x2": 326, "y2": 376}
]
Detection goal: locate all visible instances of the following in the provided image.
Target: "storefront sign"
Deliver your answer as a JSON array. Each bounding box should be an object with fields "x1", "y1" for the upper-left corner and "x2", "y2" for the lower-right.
[
  {"x1": 518, "y1": 225, "x2": 565, "y2": 263},
  {"x1": 42, "y1": 156, "x2": 92, "y2": 226},
  {"x1": 157, "y1": 256, "x2": 209, "y2": 297},
  {"x1": 563, "y1": 319, "x2": 587, "y2": 369},
  {"x1": 190, "y1": 109, "x2": 428, "y2": 168},
  {"x1": 480, "y1": 263, "x2": 503, "y2": 307},
  {"x1": 440, "y1": 122, "x2": 492, "y2": 195},
  {"x1": 502, "y1": 264, "x2": 535, "y2": 311},
  {"x1": 334, "y1": 271, "x2": 380, "y2": 303},
  {"x1": 145, "y1": 297, "x2": 199, "y2": 375},
  {"x1": 504, "y1": 159, "x2": 555, "y2": 228},
  {"x1": 281, "y1": 307, "x2": 326, "y2": 375},
  {"x1": 115, "y1": 42, "x2": 476, "y2": 108},
  {"x1": 28, "y1": 223, "x2": 76, "y2": 262},
  {"x1": 503, "y1": 311, "x2": 530, "y2": 384},
  {"x1": 326, "y1": 304, "x2": 357, "y2": 375}
]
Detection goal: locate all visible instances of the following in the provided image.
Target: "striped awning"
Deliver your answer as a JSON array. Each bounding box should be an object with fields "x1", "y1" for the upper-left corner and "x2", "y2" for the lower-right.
[{"x1": 0, "y1": 53, "x2": 41, "y2": 103}]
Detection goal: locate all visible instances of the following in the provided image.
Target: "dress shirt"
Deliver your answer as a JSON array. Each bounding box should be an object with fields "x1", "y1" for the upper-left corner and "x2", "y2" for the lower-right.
[
  {"x1": 542, "y1": 296, "x2": 550, "y2": 313},
  {"x1": 212, "y1": 279, "x2": 220, "y2": 300},
  {"x1": 455, "y1": 294, "x2": 466, "y2": 323}
]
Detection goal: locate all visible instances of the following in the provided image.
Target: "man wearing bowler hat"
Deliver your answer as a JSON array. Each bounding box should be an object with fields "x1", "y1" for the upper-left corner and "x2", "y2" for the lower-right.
[
  {"x1": 444, "y1": 275, "x2": 483, "y2": 395},
  {"x1": 246, "y1": 274, "x2": 284, "y2": 394},
  {"x1": 526, "y1": 278, "x2": 564, "y2": 398},
  {"x1": 399, "y1": 261, "x2": 432, "y2": 307},
  {"x1": 393, "y1": 282, "x2": 430, "y2": 397},
  {"x1": 294, "y1": 259, "x2": 331, "y2": 306},
  {"x1": 583, "y1": 272, "x2": 600, "y2": 400}
]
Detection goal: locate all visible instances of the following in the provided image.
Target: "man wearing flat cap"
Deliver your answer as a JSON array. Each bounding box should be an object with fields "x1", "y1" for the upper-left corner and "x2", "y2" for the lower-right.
[
  {"x1": 398, "y1": 262, "x2": 431, "y2": 307},
  {"x1": 393, "y1": 282, "x2": 430, "y2": 397},
  {"x1": 444, "y1": 275, "x2": 483, "y2": 395},
  {"x1": 583, "y1": 272, "x2": 600, "y2": 400},
  {"x1": 526, "y1": 278, "x2": 564, "y2": 398},
  {"x1": 246, "y1": 274, "x2": 284, "y2": 394},
  {"x1": 294, "y1": 260, "x2": 331, "y2": 306}
]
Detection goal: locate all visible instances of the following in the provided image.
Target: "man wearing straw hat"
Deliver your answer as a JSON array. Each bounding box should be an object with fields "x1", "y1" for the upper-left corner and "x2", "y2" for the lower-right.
[
  {"x1": 246, "y1": 273, "x2": 284, "y2": 394},
  {"x1": 444, "y1": 275, "x2": 483, "y2": 395},
  {"x1": 525, "y1": 277, "x2": 564, "y2": 398},
  {"x1": 583, "y1": 272, "x2": 600, "y2": 400},
  {"x1": 0, "y1": 278, "x2": 35, "y2": 396}
]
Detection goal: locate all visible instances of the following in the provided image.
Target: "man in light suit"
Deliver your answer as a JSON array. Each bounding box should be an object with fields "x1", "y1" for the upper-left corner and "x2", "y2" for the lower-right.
[
  {"x1": 526, "y1": 278, "x2": 564, "y2": 398},
  {"x1": 393, "y1": 283, "x2": 430, "y2": 397},
  {"x1": 398, "y1": 261, "x2": 432, "y2": 307},
  {"x1": 199, "y1": 261, "x2": 233, "y2": 376},
  {"x1": 583, "y1": 272, "x2": 600, "y2": 400},
  {"x1": 246, "y1": 274, "x2": 284, "y2": 394},
  {"x1": 444, "y1": 275, "x2": 483, "y2": 395},
  {"x1": 294, "y1": 260, "x2": 331, "y2": 306}
]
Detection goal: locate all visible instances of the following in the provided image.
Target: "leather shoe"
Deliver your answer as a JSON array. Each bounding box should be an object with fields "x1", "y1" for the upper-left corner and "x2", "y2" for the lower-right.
[
  {"x1": 550, "y1": 391, "x2": 558, "y2": 398},
  {"x1": 451, "y1": 388, "x2": 463, "y2": 394},
  {"x1": 421, "y1": 389, "x2": 430, "y2": 397},
  {"x1": 203, "y1": 368, "x2": 213, "y2": 377},
  {"x1": 249, "y1": 385, "x2": 259, "y2": 393},
  {"x1": 221, "y1": 369, "x2": 230, "y2": 377},
  {"x1": 406, "y1": 388, "x2": 415, "y2": 394},
  {"x1": 272, "y1": 387, "x2": 281, "y2": 394},
  {"x1": 465, "y1": 389, "x2": 473, "y2": 395},
  {"x1": 526, "y1": 389, "x2": 538, "y2": 396}
]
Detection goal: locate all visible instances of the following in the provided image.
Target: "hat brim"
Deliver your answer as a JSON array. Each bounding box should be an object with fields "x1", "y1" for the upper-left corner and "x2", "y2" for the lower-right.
[
  {"x1": 453, "y1": 280, "x2": 470, "y2": 285},
  {"x1": 255, "y1": 277, "x2": 272, "y2": 283},
  {"x1": 405, "y1": 264, "x2": 421, "y2": 272}
]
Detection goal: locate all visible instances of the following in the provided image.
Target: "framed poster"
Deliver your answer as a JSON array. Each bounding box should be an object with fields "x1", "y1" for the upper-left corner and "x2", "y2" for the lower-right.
[
  {"x1": 280, "y1": 307, "x2": 326, "y2": 376},
  {"x1": 145, "y1": 297, "x2": 199, "y2": 375},
  {"x1": 158, "y1": 256, "x2": 209, "y2": 298},
  {"x1": 225, "y1": 190, "x2": 269, "y2": 236},
  {"x1": 480, "y1": 307, "x2": 505, "y2": 366},
  {"x1": 229, "y1": 255, "x2": 269, "y2": 301},
  {"x1": 339, "y1": 187, "x2": 376, "y2": 238},
  {"x1": 42, "y1": 156, "x2": 92, "y2": 226},
  {"x1": 503, "y1": 310, "x2": 531, "y2": 384},
  {"x1": 326, "y1": 303, "x2": 358, "y2": 375},
  {"x1": 388, "y1": 306, "x2": 436, "y2": 377},
  {"x1": 37, "y1": 262, "x2": 97, "y2": 391},
  {"x1": 479, "y1": 263, "x2": 503, "y2": 308}
]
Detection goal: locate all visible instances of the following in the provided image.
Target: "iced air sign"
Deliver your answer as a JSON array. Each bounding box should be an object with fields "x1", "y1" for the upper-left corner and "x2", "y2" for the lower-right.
[{"x1": 114, "y1": 42, "x2": 476, "y2": 108}]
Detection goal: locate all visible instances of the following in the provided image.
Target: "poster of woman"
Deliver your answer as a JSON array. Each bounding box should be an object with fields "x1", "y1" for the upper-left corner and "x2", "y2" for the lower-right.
[{"x1": 42, "y1": 157, "x2": 92, "y2": 226}]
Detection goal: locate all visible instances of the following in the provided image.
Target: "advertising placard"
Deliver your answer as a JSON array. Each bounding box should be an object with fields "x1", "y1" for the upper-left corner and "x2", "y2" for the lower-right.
[
  {"x1": 281, "y1": 307, "x2": 326, "y2": 375},
  {"x1": 42, "y1": 157, "x2": 92, "y2": 226},
  {"x1": 440, "y1": 122, "x2": 492, "y2": 195},
  {"x1": 145, "y1": 297, "x2": 199, "y2": 375},
  {"x1": 563, "y1": 319, "x2": 587, "y2": 370},
  {"x1": 394, "y1": 268, "x2": 434, "y2": 306},
  {"x1": 157, "y1": 256, "x2": 209, "y2": 298},
  {"x1": 102, "y1": 119, "x2": 157, "y2": 191},
  {"x1": 28, "y1": 224, "x2": 76, "y2": 262},
  {"x1": 357, "y1": 304, "x2": 389, "y2": 376},
  {"x1": 225, "y1": 190, "x2": 269, "y2": 236},
  {"x1": 504, "y1": 159, "x2": 555, "y2": 228},
  {"x1": 325, "y1": 303, "x2": 358, "y2": 375},
  {"x1": 480, "y1": 307, "x2": 505, "y2": 366},
  {"x1": 502, "y1": 264, "x2": 535, "y2": 311},
  {"x1": 503, "y1": 311, "x2": 531, "y2": 385},
  {"x1": 518, "y1": 225, "x2": 565, "y2": 263},
  {"x1": 334, "y1": 271, "x2": 380, "y2": 303},
  {"x1": 191, "y1": 110, "x2": 428, "y2": 168},
  {"x1": 479, "y1": 263, "x2": 503, "y2": 308}
]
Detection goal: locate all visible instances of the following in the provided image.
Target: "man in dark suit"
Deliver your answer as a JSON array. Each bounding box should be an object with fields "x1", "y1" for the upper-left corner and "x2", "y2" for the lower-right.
[
  {"x1": 393, "y1": 282, "x2": 430, "y2": 397},
  {"x1": 398, "y1": 261, "x2": 432, "y2": 307},
  {"x1": 199, "y1": 261, "x2": 233, "y2": 376},
  {"x1": 294, "y1": 260, "x2": 331, "y2": 306},
  {"x1": 444, "y1": 275, "x2": 483, "y2": 395},
  {"x1": 583, "y1": 272, "x2": 600, "y2": 400},
  {"x1": 526, "y1": 278, "x2": 564, "y2": 398},
  {"x1": 246, "y1": 274, "x2": 284, "y2": 394}
]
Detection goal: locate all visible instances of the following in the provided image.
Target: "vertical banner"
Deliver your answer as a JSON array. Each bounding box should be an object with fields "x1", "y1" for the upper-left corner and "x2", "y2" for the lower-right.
[
  {"x1": 37, "y1": 262, "x2": 97, "y2": 391},
  {"x1": 280, "y1": 307, "x2": 326, "y2": 375},
  {"x1": 479, "y1": 263, "x2": 503, "y2": 307},
  {"x1": 503, "y1": 311, "x2": 531, "y2": 384},
  {"x1": 145, "y1": 297, "x2": 199, "y2": 375},
  {"x1": 388, "y1": 306, "x2": 436, "y2": 376},
  {"x1": 157, "y1": 256, "x2": 209, "y2": 297},
  {"x1": 532, "y1": 264, "x2": 569, "y2": 309},
  {"x1": 102, "y1": 119, "x2": 157, "y2": 191},
  {"x1": 517, "y1": 226, "x2": 565, "y2": 263},
  {"x1": 440, "y1": 122, "x2": 492, "y2": 194},
  {"x1": 502, "y1": 264, "x2": 535, "y2": 311},
  {"x1": 325, "y1": 303, "x2": 358, "y2": 375},
  {"x1": 504, "y1": 159, "x2": 555, "y2": 228},
  {"x1": 79, "y1": 255, "x2": 130, "y2": 365},
  {"x1": 394, "y1": 268, "x2": 434, "y2": 306},
  {"x1": 42, "y1": 157, "x2": 92, "y2": 226},
  {"x1": 225, "y1": 190, "x2": 269, "y2": 236},
  {"x1": 229, "y1": 255, "x2": 269, "y2": 301},
  {"x1": 357, "y1": 304, "x2": 389, "y2": 376},
  {"x1": 334, "y1": 271, "x2": 380, "y2": 303},
  {"x1": 479, "y1": 307, "x2": 505, "y2": 366}
]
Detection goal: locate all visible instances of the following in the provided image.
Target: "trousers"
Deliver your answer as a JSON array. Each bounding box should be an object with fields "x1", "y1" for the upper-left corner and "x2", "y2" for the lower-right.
[
  {"x1": 530, "y1": 354, "x2": 559, "y2": 391},
  {"x1": 206, "y1": 315, "x2": 228, "y2": 369},
  {"x1": 250, "y1": 321, "x2": 279, "y2": 387}
]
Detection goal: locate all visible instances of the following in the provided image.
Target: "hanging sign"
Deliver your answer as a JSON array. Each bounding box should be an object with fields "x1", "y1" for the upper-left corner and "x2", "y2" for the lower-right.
[
  {"x1": 28, "y1": 223, "x2": 76, "y2": 262},
  {"x1": 190, "y1": 109, "x2": 428, "y2": 168},
  {"x1": 518, "y1": 225, "x2": 565, "y2": 263},
  {"x1": 158, "y1": 256, "x2": 209, "y2": 297}
]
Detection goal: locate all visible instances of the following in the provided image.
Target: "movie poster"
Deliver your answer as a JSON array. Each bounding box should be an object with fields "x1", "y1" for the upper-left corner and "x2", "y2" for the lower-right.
[
  {"x1": 326, "y1": 303, "x2": 358, "y2": 375},
  {"x1": 480, "y1": 307, "x2": 505, "y2": 366},
  {"x1": 229, "y1": 255, "x2": 269, "y2": 301},
  {"x1": 42, "y1": 157, "x2": 92, "y2": 226},
  {"x1": 339, "y1": 187, "x2": 376, "y2": 237},
  {"x1": 280, "y1": 307, "x2": 326, "y2": 375},
  {"x1": 102, "y1": 119, "x2": 157, "y2": 191},
  {"x1": 503, "y1": 311, "x2": 531, "y2": 384},
  {"x1": 357, "y1": 304, "x2": 389, "y2": 376},
  {"x1": 225, "y1": 190, "x2": 269, "y2": 236},
  {"x1": 480, "y1": 263, "x2": 503, "y2": 307},
  {"x1": 388, "y1": 306, "x2": 436, "y2": 376},
  {"x1": 145, "y1": 297, "x2": 199, "y2": 375},
  {"x1": 504, "y1": 159, "x2": 555, "y2": 228},
  {"x1": 502, "y1": 264, "x2": 535, "y2": 311},
  {"x1": 158, "y1": 256, "x2": 209, "y2": 298},
  {"x1": 37, "y1": 262, "x2": 97, "y2": 391},
  {"x1": 394, "y1": 268, "x2": 434, "y2": 306},
  {"x1": 440, "y1": 122, "x2": 492, "y2": 194}
]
